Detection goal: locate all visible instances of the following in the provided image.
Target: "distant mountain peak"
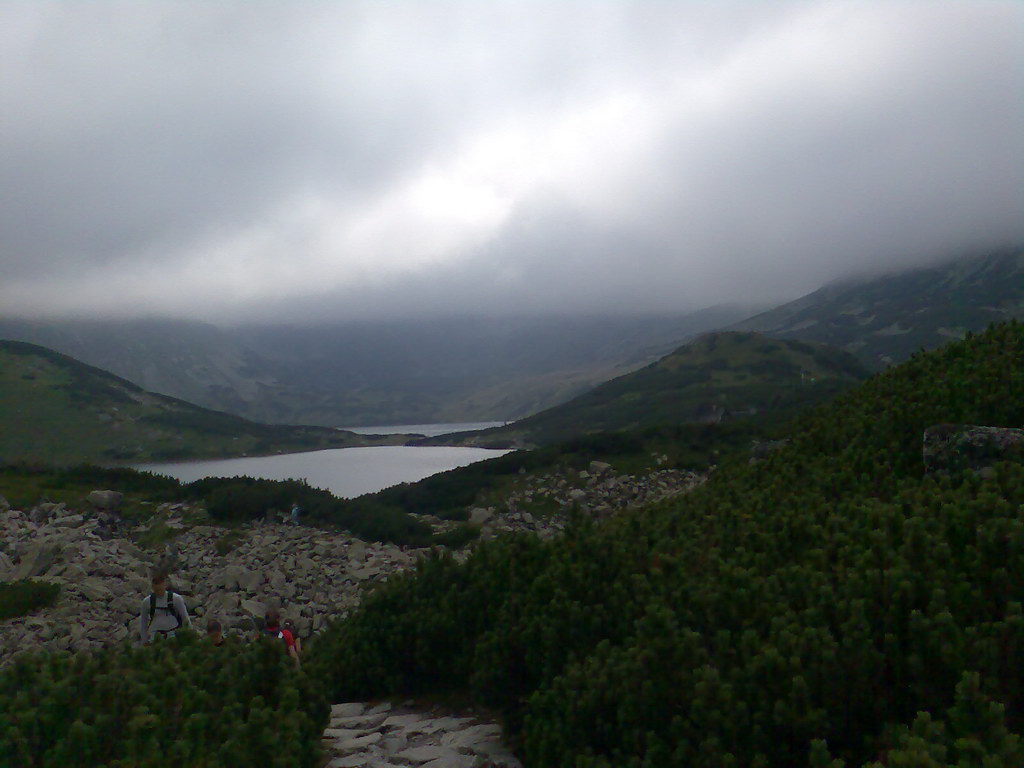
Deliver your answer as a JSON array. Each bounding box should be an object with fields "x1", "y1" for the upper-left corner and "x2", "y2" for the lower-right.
[{"x1": 729, "y1": 248, "x2": 1024, "y2": 368}]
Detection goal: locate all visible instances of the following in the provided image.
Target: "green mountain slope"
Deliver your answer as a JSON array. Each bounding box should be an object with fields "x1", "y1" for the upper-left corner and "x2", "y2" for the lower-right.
[
  {"x1": 731, "y1": 248, "x2": 1024, "y2": 368},
  {"x1": 0, "y1": 340, "x2": 404, "y2": 465},
  {"x1": 306, "y1": 321, "x2": 1024, "y2": 767},
  {"x1": 425, "y1": 331, "x2": 869, "y2": 447}
]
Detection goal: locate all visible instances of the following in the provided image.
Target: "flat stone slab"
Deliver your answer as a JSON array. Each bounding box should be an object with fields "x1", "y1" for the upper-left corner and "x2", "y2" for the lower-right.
[
  {"x1": 441, "y1": 723, "x2": 504, "y2": 750},
  {"x1": 413, "y1": 717, "x2": 477, "y2": 735},
  {"x1": 323, "y1": 727, "x2": 371, "y2": 740},
  {"x1": 331, "y1": 712, "x2": 389, "y2": 730},
  {"x1": 421, "y1": 755, "x2": 479, "y2": 768},
  {"x1": 331, "y1": 702, "x2": 367, "y2": 719},
  {"x1": 320, "y1": 701, "x2": 518, "y2": 768},
  {"x1": 395, "y1": 745, "x2": 455, "y2": 764},
  {"x1": 332, "y1": 731, "x2": 383, "y2": 754},
  {"x1": 380, "y1": 713, "x2": 429, "y2": 730},
  {"x1": 327, "y1": 756, "x2": 380, "y2": 768}
]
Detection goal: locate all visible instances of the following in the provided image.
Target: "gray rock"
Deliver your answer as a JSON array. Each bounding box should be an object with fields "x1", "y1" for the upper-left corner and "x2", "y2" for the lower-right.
[
  {"x1": 331, "y1": 712, "x2": 388, "y2": 731},
  {"x1": 395, "y1": 745, "x2": 452, "y2": 764},
  {"x1": 240, "y1": 599, "x2": 266, "y2": 618},
  {"x1": 323, "y1": 727, "x2": 372, "y2": 740},
  {"x1": 380, "y1": 713, "x2": 428, "y2": 730},
  {"x1": 330, "y1": 702, "x2": 367, "y2": 719},
  {"x1": 221, "y1": 565, "x2": 245, "y2": 591},
  {"x1": 52, "y1": 514, "x2": 85, "y2": 528},
  {"x1": 11, "y1": 544, "x2": 61, "y2": 580},
  {"x1": 421, "y1": 757, "x2": 479, "y2": 768},
  {"x1": 268, "y1": 569, "x2": 287, "y2": 590},
  {"x1": 86, "y1": 490, "x2": 124, "y2": 511},
  {"x1": 326, "y1": 757, "x2": 371, "y2": 768},
  {"x1": 441, "y1": 723, "x2": 503, "y2": 750},
  {"x1": 331, "y1": 731, "x2": 383, "y2": 754},
  {"x1": 29, "y1": 507, "x2": 51, "y2": 525},
  {"x1": 78, "y1": 578, "x2": 113, "y2": 602},
  {"x1": 469, "y1": 507, "x2": 494, "y2": 525},
  {"x1": 237, "y1": 570, "x2": 263, "y2": 592},
  {"x1": 923, "y1": 424, "x2": 1024, "y2": 473},
  {"x1": 348, "y1": 541, "x2": 367, "y2": 563},
  {"x1": 588, "y1": 460, "x2": 612, "y2": 474}
]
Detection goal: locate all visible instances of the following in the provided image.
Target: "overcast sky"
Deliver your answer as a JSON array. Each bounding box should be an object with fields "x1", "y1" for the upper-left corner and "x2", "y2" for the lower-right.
[{"x1": 1, "y1": 1, "x2": 1022, "y2": 323}]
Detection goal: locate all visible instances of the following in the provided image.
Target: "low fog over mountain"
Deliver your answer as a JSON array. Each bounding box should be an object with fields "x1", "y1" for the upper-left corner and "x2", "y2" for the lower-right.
[{"x1": 1, "y1": 2, "x2": 1021, "y2": 324}]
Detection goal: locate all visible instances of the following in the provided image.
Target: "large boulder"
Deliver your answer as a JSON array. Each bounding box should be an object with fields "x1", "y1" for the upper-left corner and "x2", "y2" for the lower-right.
[
  {"x1": 87, "y1": 490, "x2": 124, "y2": 511},
  {"x1": 78, "y1": 578, "x2": 113, "y2": 602},
  {"x1": 237, "y1": 570, "x2": 263, "y2": 592},
  {"x1": 469, "y1": 507, "x2": 494, "y2": 525},
  {"x1": 923, "y1": 424, "x2": 1024, "y2": 474},
  {"x1": 221, "y1": 565, "x2": 245, "y2": 591},
  {"x1": 240, "y1": 599, "x2": 266, "y2": 618},
  {"x1": 11, "y1": 544, "x2": 61, "y2": 580}
]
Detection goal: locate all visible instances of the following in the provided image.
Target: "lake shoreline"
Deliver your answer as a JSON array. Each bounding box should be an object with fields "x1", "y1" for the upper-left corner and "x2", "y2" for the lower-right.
[{"x1": 131, "y1": 443, "x2": 513, "y2": 499}]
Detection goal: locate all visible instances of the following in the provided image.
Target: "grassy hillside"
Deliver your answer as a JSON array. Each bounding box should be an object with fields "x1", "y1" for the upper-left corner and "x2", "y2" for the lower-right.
[
  {"x1": 422, "y1": 332, "x2": 869, "y2": 448},
  {"x1": 0, "y1": 340, "x2": 406, "y2": 465},
  {"x1": 731, "y1": 249, "x2": 1024, "y2": 368},
  {"x1": 306, "y1": 321, "x2": 1024, "y2": 767}
]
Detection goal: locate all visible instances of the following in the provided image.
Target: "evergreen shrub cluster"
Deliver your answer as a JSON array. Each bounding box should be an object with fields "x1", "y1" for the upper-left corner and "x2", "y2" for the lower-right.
[
  {"x1": 0, "y1": 633, "x2": 328, "y2": 767},
  {"x1": 185, "y1": 476, "x2": 433, "y2": 546},
  {"x1": 305, "y1": 321, "x2": 1024, "y2": 767},
  {"x1": 0, "y1": 580, "x2": 60, "y2": 621}
]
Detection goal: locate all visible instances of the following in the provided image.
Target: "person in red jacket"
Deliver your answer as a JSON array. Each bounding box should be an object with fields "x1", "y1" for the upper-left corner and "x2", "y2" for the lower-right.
[{"x1": 263, "y1": 607, "x2": 300, "y2": 668}]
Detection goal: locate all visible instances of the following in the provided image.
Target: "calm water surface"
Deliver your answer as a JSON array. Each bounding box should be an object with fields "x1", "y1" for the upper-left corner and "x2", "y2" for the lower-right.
[
  {"x1": 134, "y1": 423, "x2": 510, "y2": 498},
  {"x1": 342, "y1": 421, "x2": 505, "y2": 437}
]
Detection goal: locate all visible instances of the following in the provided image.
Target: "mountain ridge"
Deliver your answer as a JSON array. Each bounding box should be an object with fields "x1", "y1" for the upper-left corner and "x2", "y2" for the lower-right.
[
  {"x1": 0, "y1": 339, "x2": 408, "y2": 465},
  {"x1": 0, "y1": 307, "x2": 758, "y2": 427},
  {"x1": 419, "y1": 330, "x2": 870, "y2": 448},
  {"x1": 729, "y1": 248, "x2": 1024, "y2": 367}
]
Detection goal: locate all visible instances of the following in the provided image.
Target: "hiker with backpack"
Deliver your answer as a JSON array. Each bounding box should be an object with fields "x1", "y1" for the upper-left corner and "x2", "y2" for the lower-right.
[
  {"x1": 139, "y1": 570, "x2": 192, "y2": 645},
  {"x1": 263, "y1": 607, "x2": 301, "y2": 668}
]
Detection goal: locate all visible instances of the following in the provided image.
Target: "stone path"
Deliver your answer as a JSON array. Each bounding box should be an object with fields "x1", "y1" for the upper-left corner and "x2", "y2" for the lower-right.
[{"x1": 321, "y1": 701, "x2": 523, "y2": 768}]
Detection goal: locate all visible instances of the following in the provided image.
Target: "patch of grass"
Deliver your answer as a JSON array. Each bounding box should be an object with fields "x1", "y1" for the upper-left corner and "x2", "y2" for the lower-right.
[
  {"x1": 134, "y1": 518, "x2": 183, "y2": 550},
  {"x1": 0, "y1": 579, "x2": 61, "y2": 620},
  {"x1": 432, "y1": 523, "x2": 482, "y2": 549}
]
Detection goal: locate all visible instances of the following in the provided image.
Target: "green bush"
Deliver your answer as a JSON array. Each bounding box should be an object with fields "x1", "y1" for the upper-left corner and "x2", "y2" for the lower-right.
[
  {"x1": 0, "y1": 632, "x2": 328, "y2": 767},
  {"x1": 187, "y1": 476, "x2": 433, "y2": 546},
  {"x1": 431, "y1": 523, "x2": 482, "y2": 549},
  {"x1": 0, "y1": 579, "x2": 60, "y2": 621},
  {"x1": 307, "y1": 321, "x2": 1024, "y2": 767}
]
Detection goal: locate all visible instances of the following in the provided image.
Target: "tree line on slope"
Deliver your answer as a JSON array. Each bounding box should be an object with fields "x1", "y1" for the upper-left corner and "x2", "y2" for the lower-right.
[{"x1": 304, "y1": 321, "x2": 1024, "y2": 767}]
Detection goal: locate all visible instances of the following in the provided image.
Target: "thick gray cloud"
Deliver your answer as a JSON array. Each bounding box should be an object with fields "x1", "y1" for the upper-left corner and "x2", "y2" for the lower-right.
[{"x1": 1, "y1": 1, "x2": 1021, "y2": 321}]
